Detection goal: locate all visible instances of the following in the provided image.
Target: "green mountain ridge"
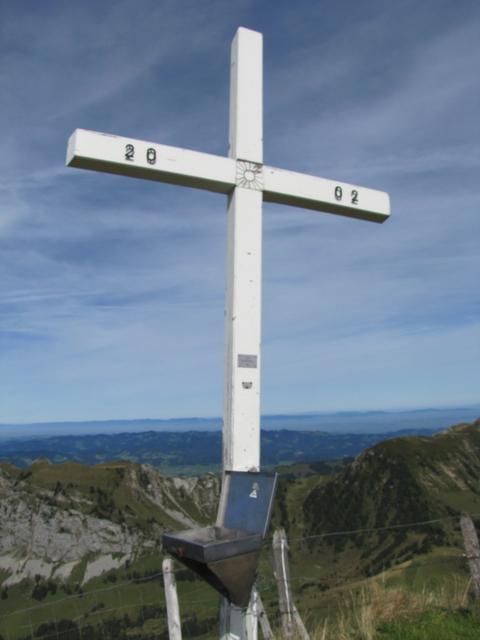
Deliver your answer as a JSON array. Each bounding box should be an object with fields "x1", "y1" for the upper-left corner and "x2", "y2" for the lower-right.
[{"x1": 299, "y1": 419, "x2": 480, "y2": 576}]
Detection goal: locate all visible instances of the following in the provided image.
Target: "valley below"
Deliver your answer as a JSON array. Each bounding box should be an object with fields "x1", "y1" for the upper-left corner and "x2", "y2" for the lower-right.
[
  {"x1": 1, "y1": 418, "x2": 480, "y2": 638},
  {"x1": 0, "y1": 426, "x2": 441, "y2": 474}
]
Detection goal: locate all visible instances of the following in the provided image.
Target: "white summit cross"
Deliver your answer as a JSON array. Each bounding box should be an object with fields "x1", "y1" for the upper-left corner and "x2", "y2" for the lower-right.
[
  {"x1": 67, "y1": 27, "x2": 389, "y2": 473},
  {"x1": 67, "y1": 26, "x2": 389, "y2": 637}
]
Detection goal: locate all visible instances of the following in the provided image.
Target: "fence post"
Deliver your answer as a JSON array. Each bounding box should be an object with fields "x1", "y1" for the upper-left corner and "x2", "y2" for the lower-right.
[
  {"x1": 272, "y1": 529, "x2": 294, "y2": 639},
  {"x1": 292, "y1": 605, "x2": 309, "y2": 640},
  {"x1": 272, "y1": 529, "x2": 309, "y2": 640},
  {"x1": 163, "y1": 558, "x2": 182, "y2": 640},
  {"x1": 460, "y1": 514, "x2": 480, "y2": 598},
  {"x1": 256, "y1": 592, "x2": 275, "y2": 640}
]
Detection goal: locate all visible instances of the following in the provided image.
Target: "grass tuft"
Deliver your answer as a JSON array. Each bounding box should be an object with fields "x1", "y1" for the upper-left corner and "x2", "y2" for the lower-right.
[{"x1": 308, "y1": 577, "x2": 475, "y2": 639}]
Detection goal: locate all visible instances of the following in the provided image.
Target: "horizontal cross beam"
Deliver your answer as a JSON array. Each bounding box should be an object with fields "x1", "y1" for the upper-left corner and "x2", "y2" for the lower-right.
[
  {"x1": 66, "y1": 129, "x2": 235, "y2": 194},
  {"x1": 67, "y1": 129, "x2": 390, "y2": 223},
  {"x1": 263, "y1": 166, "x2": 389, "y2": 223}
]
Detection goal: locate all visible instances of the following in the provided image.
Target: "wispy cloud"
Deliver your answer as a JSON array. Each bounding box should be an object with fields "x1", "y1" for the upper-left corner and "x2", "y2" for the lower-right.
[{"x1": 1, "y1": 0, "x2": 479, "y2": 422}]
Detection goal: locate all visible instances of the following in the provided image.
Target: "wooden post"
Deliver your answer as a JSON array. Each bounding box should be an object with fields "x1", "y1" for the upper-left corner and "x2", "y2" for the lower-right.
[
  {"x1": 163, "y1": 558, "x2": 182, "y2": 640},
  {"x1": 257, "y1": 593, "x2": 275, "y2": 640},
  {"x1": 292, "y1": 605, "x2": 310, "y2": 640},
  {"x1": 460, "y1": 514, "x2": 480, "y2": 598},
  {"x1": 272, "y1": 529, "x2": 309, "y2": 640},
  {"x1": 272, "y1": 529, "x2": 294, "y2": 639}
]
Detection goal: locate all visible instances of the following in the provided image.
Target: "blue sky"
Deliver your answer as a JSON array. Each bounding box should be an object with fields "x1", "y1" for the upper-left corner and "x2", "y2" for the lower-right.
[{"x1": 1, "y1": 0, "x2": 479, "y2": 423}]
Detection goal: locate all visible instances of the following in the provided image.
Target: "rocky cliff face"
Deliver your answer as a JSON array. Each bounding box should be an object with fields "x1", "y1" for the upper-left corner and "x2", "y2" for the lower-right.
[{"x1": 0, "y1": 460, "x2": 219, "y2": 587}]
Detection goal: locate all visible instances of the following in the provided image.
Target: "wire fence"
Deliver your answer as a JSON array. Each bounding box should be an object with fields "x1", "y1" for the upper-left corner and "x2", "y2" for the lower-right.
[
  {"x1": 286, "y1": 513, "x2": 477, "y2": 543},
  {"x1": 0, "y1": 513, "x2": 475, "y2": 640}
]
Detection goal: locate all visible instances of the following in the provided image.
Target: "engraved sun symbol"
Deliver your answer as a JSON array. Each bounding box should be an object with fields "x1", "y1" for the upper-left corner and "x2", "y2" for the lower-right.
[{"x1": 236, "y1": 160, "x2": 263, "y2": 190}]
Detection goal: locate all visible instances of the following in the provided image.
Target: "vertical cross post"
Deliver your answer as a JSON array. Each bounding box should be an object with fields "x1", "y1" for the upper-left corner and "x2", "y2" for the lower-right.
[
  {"x1": 221, "y1": 28, "x2": 263, "y2": 639},
  {"x1": 223, "y1": 27, "x2": 263, "y2": 474}
]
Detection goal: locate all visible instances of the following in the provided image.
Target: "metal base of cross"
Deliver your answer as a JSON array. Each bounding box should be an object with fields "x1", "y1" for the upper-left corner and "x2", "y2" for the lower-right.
[{"x1": 220, "y1": 591, "x2": 258, "y2": 640}]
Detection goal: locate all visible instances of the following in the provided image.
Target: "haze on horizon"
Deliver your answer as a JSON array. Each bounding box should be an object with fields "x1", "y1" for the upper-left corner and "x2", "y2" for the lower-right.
[
  {"x1": 1, "y1": 0, "x2": 479, "y2": 424},
  {"x1": 1, "y1": 405, "x2": 479, "y2": 442}
]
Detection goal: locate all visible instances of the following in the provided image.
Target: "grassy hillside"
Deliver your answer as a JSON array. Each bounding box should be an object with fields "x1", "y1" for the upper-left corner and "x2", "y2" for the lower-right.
[
  {"x1": 266, "y1": 420, "x2": 480, "y2": 636},
  {"x1": 297, "y1": 420, "x2": 480, "y2": 577}
]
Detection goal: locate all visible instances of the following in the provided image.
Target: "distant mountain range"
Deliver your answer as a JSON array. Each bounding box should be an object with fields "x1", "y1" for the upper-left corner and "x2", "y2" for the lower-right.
[
  {"x1": 1, "y1": 405, "x2": 479, "y2": 439},
  {"x1": 0, "y1": 427, "x2": 450, "y2": 473}
]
